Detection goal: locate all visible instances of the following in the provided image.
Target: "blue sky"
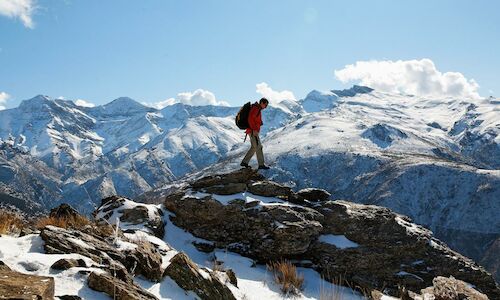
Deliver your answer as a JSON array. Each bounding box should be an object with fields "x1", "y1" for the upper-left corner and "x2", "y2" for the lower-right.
[{"x1": 0, "y1": 0, "x2": 499, "y2": 109}]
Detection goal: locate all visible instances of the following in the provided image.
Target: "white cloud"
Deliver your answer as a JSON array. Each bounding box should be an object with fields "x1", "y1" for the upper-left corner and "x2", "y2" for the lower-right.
[
  {"x1": 74, "y1": 99, "x2": 95, "y2": 108},
  {"x1": 255, "y1": 82, "x2": 296, "y2": 104},
  {"x1": 0, "y1": 92, "x2": 10, "y2": 110},
  {"x1": 0, "y1": 0, "x2": 36, "y2": 28},
  {"x1": 334, "y1": 58, "x2": 480, "y2": 99},
  {"x1": 147, "y1": 89, "x2": 229, "y2": 109}
]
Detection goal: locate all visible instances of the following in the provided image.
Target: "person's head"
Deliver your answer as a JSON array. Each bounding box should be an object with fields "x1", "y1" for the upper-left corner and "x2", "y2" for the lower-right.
[{"x1": 259, "y1": 97, "x2": 269, "y2": 109}]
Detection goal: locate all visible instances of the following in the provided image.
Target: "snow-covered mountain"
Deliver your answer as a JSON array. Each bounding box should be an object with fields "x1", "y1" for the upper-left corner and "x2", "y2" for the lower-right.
[
  {"x1": 1, "y1": 87, "x2": 499, "y2": 274},
  {"x1": 0, "y1": 95, "x2": 298, "y2": 213},
  {"x1": 142, "y1": 86, "x2": 500, "y2": 276}
]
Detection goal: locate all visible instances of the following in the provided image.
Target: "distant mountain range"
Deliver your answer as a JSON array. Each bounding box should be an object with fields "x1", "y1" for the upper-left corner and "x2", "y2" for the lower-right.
[{"x1": 1, "y1": 86, "x2": 499, "y2": 280}]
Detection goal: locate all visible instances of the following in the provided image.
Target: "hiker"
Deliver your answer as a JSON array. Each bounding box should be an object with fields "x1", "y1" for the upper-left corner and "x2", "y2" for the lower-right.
[{"x1": 240, "y1": 98, "x2": 270, "y2": 170}]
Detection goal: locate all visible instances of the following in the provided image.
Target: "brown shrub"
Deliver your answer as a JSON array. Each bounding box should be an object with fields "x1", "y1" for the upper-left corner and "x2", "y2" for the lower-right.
[
  {"x1": 0, "y1": 210, "x2": 24, "y2": 235},
  {"x1": 267, "y1": 260, "x2": 304, "y2": 295},
  {"x1": 35, "y1": 214, "x2": 91, "y2": 230}
]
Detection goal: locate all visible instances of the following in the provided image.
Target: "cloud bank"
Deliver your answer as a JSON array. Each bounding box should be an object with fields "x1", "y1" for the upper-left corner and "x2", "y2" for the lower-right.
[
  {"x1": 334, "y1": 59, "x2": 480, "y2": 99},
  {"x1": 0, "y1": 92, "x2": 10, "y2": 110},
  {"x1": 255, "y1": 82, "x2": 296, "y2": 104},
  {"x1": 147, "y1": 89, "x2": 229, "y2": 109},
  {"x1": 0, "y1": 0, "x2": 36, "y2": 28}
]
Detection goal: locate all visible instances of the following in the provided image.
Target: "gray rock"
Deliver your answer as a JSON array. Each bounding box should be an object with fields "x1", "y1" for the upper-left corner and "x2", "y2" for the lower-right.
[
  {"x1": 87, "y1": 271, "x2": 158, "y2": 300},
  {"x1": 123, "y1": 240, "x2": 163, "y2": 282},
  {"x1": 204, "y1": 183, "x2": 247, "y2": 195},
  {"x1": 297, "y1": 188, "x2": 331, "y2": 202},
  {"x1": 49, "y1": 203, "x2": 80, "y2": 219},
  {"x1": 247, "y1": 181, "x2": 292, "y2": 197},
  {"x1": 51, "y1": 258, "x2": 87, "y2": 270},
  {"x1": 409, "y1": 276, "x2": 488, "y2": 300},
  {"x1": 164, "y1": 252, "x2": 236, "y2": 300},
  {"x1": 40, "y1": 225, "x2": 125, "y2": 264},
  {"x1": 165, "y1": 192, "x2": 323, "y2": 261},
  {"x1": 0, "y1": 268, "x2": 54, "y2": 300},
  {"x1": 95, "y1": 196, "x2": 165, "y2": 238},
  {"x1": 191, "y1": 168, "x2": 264, "y2": 189}
]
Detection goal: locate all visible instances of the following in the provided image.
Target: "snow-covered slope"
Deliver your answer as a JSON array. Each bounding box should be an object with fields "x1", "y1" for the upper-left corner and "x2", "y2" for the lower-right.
[
  {"x1": 0, "y1": 96, "x2": 298, "y2": 213},
  {"x1": 1, "y1": 87, "x2": 499, "y2": 279},
  {"x1": 161, "y1": 87, "x2": 500, "y2": 268}
]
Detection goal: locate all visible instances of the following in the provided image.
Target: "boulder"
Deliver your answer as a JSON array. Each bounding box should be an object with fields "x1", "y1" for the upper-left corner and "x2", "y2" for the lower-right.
[
  {"x1": 41, "y1": 225, "x2": 125, "y2": 264},
  {"x1": 409, "y1": 276, "x2": 488, "y2": 300},
  {"x1": 191, "y1": 168, "x2": 264, "y2": 189},
  {"x1": 164, "y1": 252, "x2": 236, "y2": 300},
  {"x1": 0, "y1": 269, "x2": 54, "y2": 300},
  {"x1": 192, "y1": 241, "x2": 216, "y2": 253},
  {"x1": 40, "y1": 225, "x2": 164, "y2": 284},
  {"x1": 165, "y1": 193, "x2": 323, "y2": 261},
  {"x1": 123, "y1": 240, "x2": 163, "y2": 282},
  {"x1": 297, "y1": 188, "x2": 331, "y2": 202},
  {"x1": 95, "y1": 196, "x2": 165, "y2": 238},
  {"x1": 247, "y1": 181, "x2": 292, "y2": 197},
  {"x1": 87, "y1": 271, "x2": 158, "y2": 300},
  {"x1": 49, "y1": 203, "x2": 81, "y2": 219},
  {"x1": 203, "y1": 183, "x2": 247, "y2": 195},
  {"x1": 51, "y1": 258, "x2": 87, "y2": 270}
]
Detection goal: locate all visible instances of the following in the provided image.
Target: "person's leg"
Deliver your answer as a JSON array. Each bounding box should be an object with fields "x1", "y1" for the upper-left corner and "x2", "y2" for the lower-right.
[
  {"x1": 242, "y1": 135, "x2": 257, "y2": 164},
  {"x1": 255, "y1": 135, "x2": 265, "y2": 166}
]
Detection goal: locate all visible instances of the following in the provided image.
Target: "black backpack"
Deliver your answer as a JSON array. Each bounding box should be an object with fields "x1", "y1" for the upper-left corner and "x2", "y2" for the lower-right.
[{"x1": 235, "y1": 102, "x2": 252, "y2": 130}]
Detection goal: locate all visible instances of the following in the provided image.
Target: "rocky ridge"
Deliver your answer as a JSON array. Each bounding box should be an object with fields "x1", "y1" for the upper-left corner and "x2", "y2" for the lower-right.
[
  {"x1": 0, "y1": 169, "x2": 498, "y2": 299},
  {"x1": 164, "y1": 168, "x2": 499, "y2": 299}
]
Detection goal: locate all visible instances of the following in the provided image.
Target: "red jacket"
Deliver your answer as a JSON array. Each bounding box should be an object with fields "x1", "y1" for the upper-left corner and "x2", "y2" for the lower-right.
[{"x1": 245, "y1": 102, "x2": 263, "y2": 134}]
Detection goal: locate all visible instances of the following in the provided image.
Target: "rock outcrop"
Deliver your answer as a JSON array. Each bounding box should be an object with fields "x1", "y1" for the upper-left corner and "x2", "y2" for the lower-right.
[
  {"x1": 51, "y1": 258, "x2": 87, "y2": 270},
  {"x1": 40, "y1": 224, "x2": 164, "y2": 282},
  {"x1": 0, "y1": 268, "x2": 55, "y2": 300},
  {"x1": 310, "y1": 200, "x2": 499, "y2": 297},
  {"x1": 163, "y1": 169, "x2": 500, "y2": 299},
  {"x1": 95, "y1": 195, "x2": 165, "y2": 238},
  {"x1": 164, "y1": 252, "x2": 236, "y2": 300},
  {"x1": 88, "y1": 271, "x2": 158, "y2": 300},
  {"x1": 407, "y1": 276, "x2": 488, "y2": 300},
  {"x1": 165, "y1": 190, "x2": 323, "y2": 261}
]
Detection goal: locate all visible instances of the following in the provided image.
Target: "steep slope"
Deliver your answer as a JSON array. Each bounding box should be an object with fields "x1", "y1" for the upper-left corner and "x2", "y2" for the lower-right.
[{"x1": 0, "y1": 139, "x2": 62, "y2": 212}]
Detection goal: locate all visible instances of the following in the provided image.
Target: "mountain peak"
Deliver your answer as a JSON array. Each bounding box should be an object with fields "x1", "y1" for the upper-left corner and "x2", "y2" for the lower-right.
[
  {"x1": 332, "y1": 85, "x2": 374, "y2": 97},
  {"x1": 18, "y1": 95, "x2": 53, "y2": 110},
  {"x1": 105, "y1": 97, "x2": 144, "y2": 108},
  {"x1": 92, "y1": 96, "x2": 154, "y2": 116}
]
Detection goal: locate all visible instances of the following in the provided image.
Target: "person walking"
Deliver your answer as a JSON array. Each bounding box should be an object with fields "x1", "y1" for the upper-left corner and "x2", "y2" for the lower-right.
[{"x1": 240, "y1": 98, "x2": 270, "y2": 169}]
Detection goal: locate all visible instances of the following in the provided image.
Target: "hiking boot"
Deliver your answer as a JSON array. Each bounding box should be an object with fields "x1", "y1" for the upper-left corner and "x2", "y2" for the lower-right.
[
  {"x1": 240, "y1": 162, "x2": 250, "y2": 168},
  {"x1": 258, "y1": 165, "x2": 270, "y2": 170}
]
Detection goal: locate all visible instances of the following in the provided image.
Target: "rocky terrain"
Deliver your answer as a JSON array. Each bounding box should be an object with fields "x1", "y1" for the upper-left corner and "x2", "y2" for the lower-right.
[
  {"x1": 1, "y1": 86, "x2": 499, "y2": 285},
  {"x1": 0, "y1": 169, "x2": 497, "y2": 299}
]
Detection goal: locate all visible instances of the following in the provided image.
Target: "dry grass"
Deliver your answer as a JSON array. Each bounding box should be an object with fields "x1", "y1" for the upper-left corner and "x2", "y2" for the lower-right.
[
  {"x1": 267, "y1": 260, "x2": 304, "y2": 295},
  {"x1": 320, "y1": 276, "x2": 347, "y2": 300},
  {"x1": 320, "y1": 274, "x2": 371, "y2": 300},
  {"x1": 35, "y1": 214, "x2": 91, "y2": 230},
  {"x1": 0, "y1": 210, "x2": 24, "y2": 235}
]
